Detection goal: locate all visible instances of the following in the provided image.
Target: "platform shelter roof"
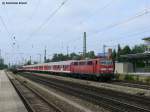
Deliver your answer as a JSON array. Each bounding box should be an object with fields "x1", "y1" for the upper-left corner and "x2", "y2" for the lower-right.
[{"x1": 121, "y1": 53, "x2": 150, "y2": 60}]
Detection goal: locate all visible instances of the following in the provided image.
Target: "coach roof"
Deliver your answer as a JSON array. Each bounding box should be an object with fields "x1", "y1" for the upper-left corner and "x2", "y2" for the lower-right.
[{"x1": 23, "y1": 60, "x2": 76, "y2": 67}]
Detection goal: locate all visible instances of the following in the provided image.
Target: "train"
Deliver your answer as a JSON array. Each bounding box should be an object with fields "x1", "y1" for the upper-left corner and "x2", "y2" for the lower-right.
[{"x1": 18, "y1": 58, "x2": 115, "y2": 81}]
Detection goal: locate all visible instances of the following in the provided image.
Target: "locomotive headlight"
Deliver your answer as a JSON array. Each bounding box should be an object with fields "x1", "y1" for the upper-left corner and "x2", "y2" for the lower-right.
[
  {"x1": 108, "y1": 68, "x2": 113, "y2": 71},
  {"x1": 100, "y1": 68, "x2": 107, "y2": 71}
]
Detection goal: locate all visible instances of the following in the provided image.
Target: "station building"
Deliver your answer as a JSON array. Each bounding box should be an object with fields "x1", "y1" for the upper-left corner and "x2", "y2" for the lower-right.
[
  {"x1": 115, "y1": 37, "x2": 150, "y2": 73},
  {"x1": 143, "y1": 37, "x2": 150, "y2": 53}
]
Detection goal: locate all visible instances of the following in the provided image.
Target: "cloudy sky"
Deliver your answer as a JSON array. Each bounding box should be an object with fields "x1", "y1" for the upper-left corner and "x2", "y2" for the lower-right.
[{"x1": 0, "y1": 0, "x2": 150, "y2": 64}]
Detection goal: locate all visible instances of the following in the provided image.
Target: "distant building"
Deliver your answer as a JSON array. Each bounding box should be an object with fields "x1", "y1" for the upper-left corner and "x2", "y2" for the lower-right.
[
  {"x1": 97, "y1": 53, "x2": 108, "y2": 57},
  {"x1": 97, "y1": 48, "x2": 112, "y2": 59},
  {"x1": 143, "y1": 37, "x2": 150, "y2": 53}
]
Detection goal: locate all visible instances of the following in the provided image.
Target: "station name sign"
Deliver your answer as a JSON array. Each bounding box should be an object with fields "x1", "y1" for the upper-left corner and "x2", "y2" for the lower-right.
[{"x1": 2, "y1": 1, "x2": 27, "y2": 5}]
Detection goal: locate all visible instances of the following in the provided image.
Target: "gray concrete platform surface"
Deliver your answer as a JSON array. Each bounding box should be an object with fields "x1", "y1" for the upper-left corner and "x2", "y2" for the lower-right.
[{"x1": 0, "y1": 70, "x2": 28, "y2": 112}]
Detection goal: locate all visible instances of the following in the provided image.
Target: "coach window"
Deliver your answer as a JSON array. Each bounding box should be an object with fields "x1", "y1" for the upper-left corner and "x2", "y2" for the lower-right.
[
  {"x1": 79, "y1": 62, "x2": 82, "y2": 65},
  {"x1": 87, "y1": 61, "x2": 92, "y2": 65},
  {"x1": 74, "y1": 62, "x2": 78, "y2": 65},
  {"x1": 80, "y1": 62, "x2": 86, "y2": 65}
]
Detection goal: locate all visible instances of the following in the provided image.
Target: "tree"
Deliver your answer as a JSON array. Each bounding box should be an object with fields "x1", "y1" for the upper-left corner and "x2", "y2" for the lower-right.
[
  {"x1": 51, "y1": 53, "x2": 70, "y2": 62},
  {"x1": 131, "y1": 44, "x2": 145, "y2": 54},
  {"x1": 121, "y1": 45, "x2": 131, "y2": 55},
  {"x1": 33, "y1": 61, "x2": 38, "y2": 64},
  {"x1": 70, "y1": 53, "x2": 80, "y2": 60},
  {"x1": 45, "y1": 59, "x2": 51, "y2": 63},
  {"x1": 0, "y1": 58, "x2": 8, "y2": 69},
  {"x1": 112, "y1": 49, "x2": 116, "y2": 60},
  {"x1": 25, "y1": 60, "x2": 31, "y2": 65},
  {"x1": 50, "y1": 51, "x2": 96, "y2": 62},
  {"x1": 85, "y1": 51, "x2": 96, "y2": 59},
  {"x1": 117, "y1": 44, "x2": 122, "y2": 61}
]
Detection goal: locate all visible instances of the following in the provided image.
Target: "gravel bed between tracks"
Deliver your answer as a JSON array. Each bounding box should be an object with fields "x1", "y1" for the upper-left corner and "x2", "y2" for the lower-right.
[
  {"x1": 111, "y1": 81, "x2": 150, "y2": 90},
  {"x1": 38, "y1": 82, "x2": 109, "y2": 112},
  {"x1": 10, "y1": 72, "x2": 107, "y2": 112},
  {"x1": 21, "y1": 73, "x2": 150, "y2": 112},
  {"x1": 29, "y1": 73, "x2": 150, "y2": 97}
]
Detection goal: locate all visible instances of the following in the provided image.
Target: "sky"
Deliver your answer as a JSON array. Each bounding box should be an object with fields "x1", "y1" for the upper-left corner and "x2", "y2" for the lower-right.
[{"x1": 0, "y1": 0, "x2": 150, "y2": 64}]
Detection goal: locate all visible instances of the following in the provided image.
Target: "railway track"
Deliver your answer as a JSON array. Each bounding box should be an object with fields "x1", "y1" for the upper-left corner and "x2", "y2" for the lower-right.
[
  {"x1": 9, "y1": 75, "x2": 63, "y2": 112},
  {"x1": 21, "y1": 73, "x2": 150, "y2": 112},
  {"x1": 110, "y1": 81, "x2": 150, "y2": 90}
]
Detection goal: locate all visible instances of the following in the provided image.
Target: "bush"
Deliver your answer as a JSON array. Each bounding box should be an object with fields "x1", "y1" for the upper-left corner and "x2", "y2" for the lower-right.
[
  {"x1": 145, "y1": 77, "x2": 150, "y2": 83},
  {"x1": 115, "y1": 73, "x2": 120, "y2": 80},
  {"x1": 136, "y1": 75, "x2": 139, "y2": 81},
  {"x1": 124, "y1": 75, "x2": 135, "y2": 81}
]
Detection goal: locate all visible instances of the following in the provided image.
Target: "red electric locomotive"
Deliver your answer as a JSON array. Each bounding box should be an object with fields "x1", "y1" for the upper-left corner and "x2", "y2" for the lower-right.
[
  {"x1": 71, "y1": 58, "x2": 114, "y2": 80},
  {"x1": 20, "y1": 58, "x2": 114, "y2": 81}
]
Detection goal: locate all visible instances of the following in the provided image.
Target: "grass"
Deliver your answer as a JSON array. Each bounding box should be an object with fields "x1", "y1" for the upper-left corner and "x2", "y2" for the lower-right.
[
  {"x1": 116, "y1": 73, "x2": 150, "y2": 84},
  {"x1": 124, "y1": 75, "x2": 135, "y2": 81}
]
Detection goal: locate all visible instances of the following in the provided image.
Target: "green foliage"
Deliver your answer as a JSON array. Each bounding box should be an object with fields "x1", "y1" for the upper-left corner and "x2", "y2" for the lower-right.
[
  {"x1": 117, "y1": 44, "x2": 122, "y2": 61},
  {"x1": 85, "y1": 51, "x2": 96, "y2": 59},
  {"x1": 24, "y1": 60, "x2": 31, "y2": 65},
  {"x1": 122, "y1": 45, "x2": 131, "y2": 54},
  {"x1": 51, "y1": 53, "x2": 71, "y2": 62},
  {"x1": 0, "y1": 58, "x2": 8, "y2": 69},
  {"x1": 115, "y1": 73, "x2": 120, "y2": 80},
  {"x1": 48, "y1": 51, "x2": 96, "y2": 62},
  {"x1": 69, "y1": 53, "x2": 81, "y2": 60},
  {"x1": 131, "y1": 44, "x2": 145, "y2": 54},
  {"x1": 124, "y1": 75, "x2": 135, "y2": 81},
  {"x1": 116, "y1": 44, "x2": 146, "y2": 62},
  {"x1": 0, "y1": 64, "x2": 8, "y2": 69},
  {"x1": 33, "y1": 61, "x2": 38, "y2": 64},
  {"x1": 45, "y1": 59, "x2": 51, "y2": 63},
  {"x1": 145, "y1": 77, "x2": 150, "y2": 83},
  {"x1": 112, "y1": 49, "x2": 116, "y2": 60},
  {"x1": 136, "y1": 75, "x2": 139, "y2": 81},
  {"x1": 136, "y1": 61, "x2": 145, "y2": 67}
]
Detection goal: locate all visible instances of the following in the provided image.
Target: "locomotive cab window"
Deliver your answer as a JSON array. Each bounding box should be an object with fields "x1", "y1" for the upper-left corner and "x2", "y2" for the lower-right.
[{"x1": 100, "y1": 60, "x2": 113, "y2": 65}]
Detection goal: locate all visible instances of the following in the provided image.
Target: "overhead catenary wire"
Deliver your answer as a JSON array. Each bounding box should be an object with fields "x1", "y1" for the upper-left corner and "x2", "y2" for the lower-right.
[
  {"x1": 0, "y1": 16, "x2": 16, "y2": 46},
  {"x1": 66, "y1": 0, "x2": 115, "y2": 44},
  {"x1": 66, "y1": 8, "x2": 150, "y2": 47},
  {"x1": 106, "y1": 28, "x2": 150, "y2": 43},
  {"x1": 80, "y1": 0, "x2": 115, "y2": 25},
  {"x1": 18, "y1": 1, "x2": 150, "y2": 57},
  {"x1": 0, "y1": 16, "x2": 11, "y2": 37},
  {"x1": 28, "y1": 0, "x2": 41, "y2": 20},
  {"x1": 66, "y1": 8, "x2": 150, "y2": 52},
  {"x1": 90, "y1": 9, "x2": 150, "y2": 37},
  {"x1": 24, "y1": 0, "x2": 69, "y2": 42}
]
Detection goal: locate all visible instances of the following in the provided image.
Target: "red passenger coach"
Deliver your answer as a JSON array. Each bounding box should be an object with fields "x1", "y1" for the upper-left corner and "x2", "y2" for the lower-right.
[{"x1": 21, "y1": 58, "x2": 114, "y2": 81}]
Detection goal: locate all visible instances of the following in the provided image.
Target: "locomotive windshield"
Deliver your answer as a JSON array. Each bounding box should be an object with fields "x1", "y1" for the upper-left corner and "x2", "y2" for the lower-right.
[{"x1": 100, "y1": 60, "x2": 113, "y2": 65}]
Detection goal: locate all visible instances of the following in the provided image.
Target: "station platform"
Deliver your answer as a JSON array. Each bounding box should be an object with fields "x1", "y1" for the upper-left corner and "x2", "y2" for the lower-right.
[{"x1": 0, "y1": 70, "x2": 28, "y2": 112}]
